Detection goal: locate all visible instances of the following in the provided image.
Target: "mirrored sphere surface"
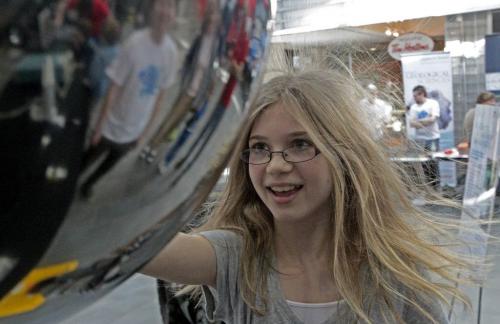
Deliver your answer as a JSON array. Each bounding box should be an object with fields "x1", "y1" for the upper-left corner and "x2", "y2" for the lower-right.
[{"x1": 0, "y1": 0, "x2": 272, "y2": 322}]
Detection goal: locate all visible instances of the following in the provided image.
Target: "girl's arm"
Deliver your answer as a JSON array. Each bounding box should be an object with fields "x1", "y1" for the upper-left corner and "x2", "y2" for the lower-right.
[{"x1": 141, "y1": 233, "x2": 217, "y2": 287}]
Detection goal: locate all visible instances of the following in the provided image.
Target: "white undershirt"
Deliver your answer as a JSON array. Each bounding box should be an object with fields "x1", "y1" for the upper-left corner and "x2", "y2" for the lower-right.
[{"x1": 286, "y1": 300, "x2": 340, "y2": 324}]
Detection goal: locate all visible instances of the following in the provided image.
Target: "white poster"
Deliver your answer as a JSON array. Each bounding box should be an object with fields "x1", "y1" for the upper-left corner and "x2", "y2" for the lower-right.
[
  {"x1": 463, "y1": 105, "x2": 500, "y2": 220},
  {"x1": 459, "y1": 106, "x2": 499, "y2": 268},
  {"x1": 451, "y1": 105, "x2": 500, "y2": 324},
  {"x1": 401, "y1": 52, "x2": 456, "y2": 187}
]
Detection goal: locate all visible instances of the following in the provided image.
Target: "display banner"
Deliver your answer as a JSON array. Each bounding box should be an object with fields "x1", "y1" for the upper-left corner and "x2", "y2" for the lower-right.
[
  {"x1": 485, "y1": 34, "x2": 500, "y2": 94},
  {"x1": 459, "y1": 105, "x2": 500, "y2": 271},
  {"x1": 451, "y1": 105, "x2": 500, "y2": 324},
  {"x1": 401, "y1": 52, "x2": 456, "y2": 187},
  {"x1": 462, "y1": 105, "x2": 500, "y2": 222}
]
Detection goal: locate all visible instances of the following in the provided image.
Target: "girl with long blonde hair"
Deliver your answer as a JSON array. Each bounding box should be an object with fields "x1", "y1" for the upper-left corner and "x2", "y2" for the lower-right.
[{"x1": 142, "y1": 66, "x2": 474, "y2": 323}]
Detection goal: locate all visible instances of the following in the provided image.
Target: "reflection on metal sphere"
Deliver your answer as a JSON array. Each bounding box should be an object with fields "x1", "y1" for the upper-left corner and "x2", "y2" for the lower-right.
[{"x1": 0, "y1": 0, "x2": 273, "y2": 322}]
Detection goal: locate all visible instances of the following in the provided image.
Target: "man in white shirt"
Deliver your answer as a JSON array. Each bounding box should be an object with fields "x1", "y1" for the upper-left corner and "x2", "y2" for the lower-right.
[
  {"x1": 80, "y1": 0, "x2": 178, "y2": 199},
  {"x1": 408, "y1": 85, "x2": 440, "y2": 187},
  {"x1": 360, "y1": 84, "x2": 393, "y2": 140},
  {"x1": 408, "y1": 85, "x2": 440, "y2": 151}
]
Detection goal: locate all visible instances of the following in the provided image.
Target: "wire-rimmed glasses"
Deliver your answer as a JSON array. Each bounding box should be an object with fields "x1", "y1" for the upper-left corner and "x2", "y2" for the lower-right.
[{"x1": 240, "y1": 146, "x2": 320, "y2": 165}]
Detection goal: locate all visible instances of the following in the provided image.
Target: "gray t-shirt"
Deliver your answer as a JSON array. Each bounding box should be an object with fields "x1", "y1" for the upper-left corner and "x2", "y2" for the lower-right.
[{"x1": 199, "y1": 230, "x2": 449, "y2": 324}]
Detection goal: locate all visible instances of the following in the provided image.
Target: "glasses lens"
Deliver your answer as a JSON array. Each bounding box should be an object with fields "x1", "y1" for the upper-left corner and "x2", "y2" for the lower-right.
[
  {"x1": 285, "y1": 146, "x2": 316, "y2": 163},
  {"x1": 241, "y1": 148, "x2": 269, "y2": 164}
]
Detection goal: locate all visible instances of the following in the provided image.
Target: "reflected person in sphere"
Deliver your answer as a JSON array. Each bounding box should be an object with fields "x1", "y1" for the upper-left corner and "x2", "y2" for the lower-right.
[
  {"x1": 54, "y1": 0, "x2": 111, "y2": 39},
  {"x1": 141, "y1": 0, "x2": 221, "y2": 163},
  {"x1": 79, "y1": 0, "x2": 178, "y2": 199},
  {"x1": 157, "y1": 0, "x2": 252, "y2": 173},
  {"x1": 88, "y1": 17, "x2": 121, "y2": 100},
  {"x1": 142, "y1": 69, "x2": 473, "y2": 323},
  {"x1": 52, "y1": 0, "x2": 112, "y2": 57}
]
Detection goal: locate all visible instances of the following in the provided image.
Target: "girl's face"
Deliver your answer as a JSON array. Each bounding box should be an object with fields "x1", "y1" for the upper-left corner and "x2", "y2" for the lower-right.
[{"x1": 248, "y1": 103, "x2": 333, "y2": 224}]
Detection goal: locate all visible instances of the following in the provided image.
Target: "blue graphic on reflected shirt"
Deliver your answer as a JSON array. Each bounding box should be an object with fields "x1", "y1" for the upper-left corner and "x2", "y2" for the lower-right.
[
  {"x1": 139, "y1": 65, "x2": 160, "y2": 97},
  {"x1": 417, "y1": 110, "x2": 429, "y2": 119}
]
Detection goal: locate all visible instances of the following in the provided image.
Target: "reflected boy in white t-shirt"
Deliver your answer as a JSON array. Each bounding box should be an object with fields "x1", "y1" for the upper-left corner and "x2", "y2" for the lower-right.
[{"x1": 80, "y1": 0, "x2": 178, "y2": 199}]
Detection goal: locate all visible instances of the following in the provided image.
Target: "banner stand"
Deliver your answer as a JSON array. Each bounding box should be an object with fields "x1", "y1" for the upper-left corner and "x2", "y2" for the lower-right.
[
  {"x1": 475, "y1": 118, "x2": 500, "y2": 324},
  {"x1": 451, "y1": 106, "x2": 500, "y2": 324},
  {"x1": 401, "y1": 51, "x2": 457, "y2": 188}
]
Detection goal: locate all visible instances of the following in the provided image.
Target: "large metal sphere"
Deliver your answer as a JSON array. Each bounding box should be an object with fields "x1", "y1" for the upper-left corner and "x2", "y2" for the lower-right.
[{"x1": 0, "y1": 0, "x2": 272, "y2": 322}]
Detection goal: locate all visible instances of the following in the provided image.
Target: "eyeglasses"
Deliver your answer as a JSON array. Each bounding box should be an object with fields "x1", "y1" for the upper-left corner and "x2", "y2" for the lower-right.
[{"x1": 240, "y1": 146, "x2": 320, "y2": 165}]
